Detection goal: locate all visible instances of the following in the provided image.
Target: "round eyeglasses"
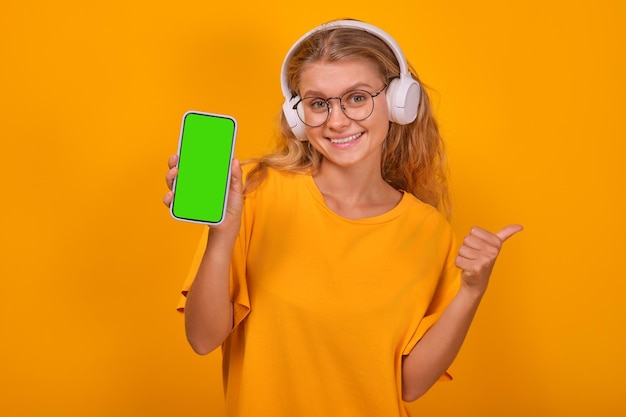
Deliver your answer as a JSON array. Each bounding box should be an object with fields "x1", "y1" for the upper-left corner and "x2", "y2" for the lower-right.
[{"x1": 292, "y1": 85, "x2": 388, "y2": 128}]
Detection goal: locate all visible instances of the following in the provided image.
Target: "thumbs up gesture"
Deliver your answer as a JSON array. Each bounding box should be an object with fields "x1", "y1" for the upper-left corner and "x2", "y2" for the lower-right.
[{"x1": 455, "y1": 225, "x2": 523, "y2": 295}]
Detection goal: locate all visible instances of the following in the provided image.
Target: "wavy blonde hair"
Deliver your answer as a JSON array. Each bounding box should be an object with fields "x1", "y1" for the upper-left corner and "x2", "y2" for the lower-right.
[{"x1": 245, "y1": 22, "x2": 450, "y2": 216}]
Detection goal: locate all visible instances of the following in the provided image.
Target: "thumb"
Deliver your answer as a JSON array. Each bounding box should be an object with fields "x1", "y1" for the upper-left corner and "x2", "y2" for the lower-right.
[
  {"x1": 496, "y1": 224, "x2": 524, "y2": 243},
  {"x1": 229, "y1": 159, "x2": 243, "y2": 192}
]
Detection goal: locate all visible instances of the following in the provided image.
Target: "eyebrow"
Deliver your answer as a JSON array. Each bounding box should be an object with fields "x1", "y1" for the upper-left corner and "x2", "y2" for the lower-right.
[{"x1": 300, "y1": 82, "x2": 377, "y2": 99}]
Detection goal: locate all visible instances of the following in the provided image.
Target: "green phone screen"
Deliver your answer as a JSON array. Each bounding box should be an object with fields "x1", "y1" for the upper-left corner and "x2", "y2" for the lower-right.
[{"x1": 171, "y1": 111, "x2": 237, "y2": 225}]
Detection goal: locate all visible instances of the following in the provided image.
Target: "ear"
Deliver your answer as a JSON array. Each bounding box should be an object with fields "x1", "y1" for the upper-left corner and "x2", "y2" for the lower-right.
[{"x1": 386, "y1": 76, "x2": 421, "y2": 125}]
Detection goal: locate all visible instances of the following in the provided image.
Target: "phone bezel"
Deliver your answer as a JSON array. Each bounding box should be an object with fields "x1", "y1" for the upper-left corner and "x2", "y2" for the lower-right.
[{"x1": 170, "y1": 110, "x2": 237, "y2": 226}]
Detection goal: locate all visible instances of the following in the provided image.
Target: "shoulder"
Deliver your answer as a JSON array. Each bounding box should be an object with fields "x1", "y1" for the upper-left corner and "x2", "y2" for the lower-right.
[
  {"x1": 402, "y1": 192, "x2": 448, "y2": 221},
  {"x1": 242, "y1": 162, "x2": 308, "y2": 197},
  {"x1": 401, "y1": 191, "x2": 455, "y2": 237}
]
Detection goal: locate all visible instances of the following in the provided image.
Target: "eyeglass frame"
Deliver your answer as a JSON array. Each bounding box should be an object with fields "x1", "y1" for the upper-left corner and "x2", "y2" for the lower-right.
[{"x1": 291, "y1": 84, "x2": 388, "y2": 128}]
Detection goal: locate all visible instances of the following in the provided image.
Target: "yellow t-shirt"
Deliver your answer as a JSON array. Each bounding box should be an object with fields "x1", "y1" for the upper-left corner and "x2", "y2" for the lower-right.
[{"x1": 178, "y1": 166, "x2": 461, "y2": 417}]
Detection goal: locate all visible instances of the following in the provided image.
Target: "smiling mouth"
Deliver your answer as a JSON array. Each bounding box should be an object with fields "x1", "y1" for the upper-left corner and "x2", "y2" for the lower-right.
[{"x1": 329, "y1": 132, "x2": 362, "y2": 145}]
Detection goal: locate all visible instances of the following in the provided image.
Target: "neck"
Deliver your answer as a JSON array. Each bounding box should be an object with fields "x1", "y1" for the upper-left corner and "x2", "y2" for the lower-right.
[
  {"x1": 312, "y1": 161, "x2": 401, "y2": 219},
  {"x1": 315, "y1": 162, "x2": 382, "y2": 197}
]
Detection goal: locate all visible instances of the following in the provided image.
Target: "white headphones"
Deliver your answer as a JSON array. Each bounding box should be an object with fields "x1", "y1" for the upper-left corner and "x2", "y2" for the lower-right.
[{"x1": 280, "y1": 20, "x2": 421, "y2": 141}]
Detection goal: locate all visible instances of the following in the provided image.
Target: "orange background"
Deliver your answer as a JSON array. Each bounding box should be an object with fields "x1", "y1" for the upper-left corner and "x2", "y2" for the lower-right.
[{"x1": 1, "y1": 1, "x2": 624, "y2": 416}]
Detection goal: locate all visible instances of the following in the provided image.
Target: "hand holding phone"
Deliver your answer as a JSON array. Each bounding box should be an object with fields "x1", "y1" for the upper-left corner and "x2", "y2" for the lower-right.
[
  {"x1": 170, "y1": 111, "x2": 237, "y2": 225},
  {"x1": 163, "y1": 154, "x2": 178, "y2": 206}
]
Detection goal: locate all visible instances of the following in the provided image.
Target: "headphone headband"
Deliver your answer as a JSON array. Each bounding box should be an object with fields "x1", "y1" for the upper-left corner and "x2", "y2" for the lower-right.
[{"x1": 280, "y1": 20, "x2": 411, "y2": 99}]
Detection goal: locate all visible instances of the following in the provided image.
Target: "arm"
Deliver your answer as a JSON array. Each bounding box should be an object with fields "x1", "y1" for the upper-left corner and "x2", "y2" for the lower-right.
[
  {"x1": 165, "y1": 156, "x2": 244, "y2": 355},
  {"x1": 183, "y1": 226, "x2": 238, "y2": 355},
  {"x1": 401, "y1": 224, "x2": 523, "y2": 401}
]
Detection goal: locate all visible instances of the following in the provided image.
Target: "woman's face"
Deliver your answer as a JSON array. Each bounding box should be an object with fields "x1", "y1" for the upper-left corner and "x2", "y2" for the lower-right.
[{"x1": 298, "y1": 59, "x2": 389, "y2": 172}]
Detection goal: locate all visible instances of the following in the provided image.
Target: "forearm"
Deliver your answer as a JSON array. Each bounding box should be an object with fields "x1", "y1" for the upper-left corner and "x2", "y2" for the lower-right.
[
  {"x1": 184, "y1": 229, "x2": 237, "y2": 355},
  {"x1": 401, "y1": 285, "x2": 483, "y2": 401}
]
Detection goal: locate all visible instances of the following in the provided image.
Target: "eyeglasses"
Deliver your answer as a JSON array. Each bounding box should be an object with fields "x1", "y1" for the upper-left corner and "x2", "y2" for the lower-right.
[{"x1": 292, "y1": 85, "x2": 388, "y2": 128}]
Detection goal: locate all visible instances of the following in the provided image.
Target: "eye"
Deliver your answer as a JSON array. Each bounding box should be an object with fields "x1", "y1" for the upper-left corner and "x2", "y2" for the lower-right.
[
  {"x1": 305, "y1": 98, "x2": 329, "y2": 112},
  {"x1": 344, "y1": 91, "x2": 369, "y2": 107}
]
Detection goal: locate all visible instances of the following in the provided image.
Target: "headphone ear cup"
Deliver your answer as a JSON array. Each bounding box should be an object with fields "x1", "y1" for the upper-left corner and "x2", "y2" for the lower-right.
[
  {"x1": 282, "y1": 96, "x2": 308, "y2": 141},
  {"x1": 386, "y1": 76, "x2": 421, "y2": 125}
]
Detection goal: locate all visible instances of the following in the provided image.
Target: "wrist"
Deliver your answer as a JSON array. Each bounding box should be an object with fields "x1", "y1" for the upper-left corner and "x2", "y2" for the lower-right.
[
  {"x1": 206, "y1": 225, "x2": 239, "y2": 252},
  {"x1": 457, "y1": 282, "x2": 486, "y2": 305}
]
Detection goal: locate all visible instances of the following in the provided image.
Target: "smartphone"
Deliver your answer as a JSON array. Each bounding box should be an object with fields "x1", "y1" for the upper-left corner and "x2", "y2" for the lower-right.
[{"x1": 170, "y1": 111, "x2": 237, "y2": 225}]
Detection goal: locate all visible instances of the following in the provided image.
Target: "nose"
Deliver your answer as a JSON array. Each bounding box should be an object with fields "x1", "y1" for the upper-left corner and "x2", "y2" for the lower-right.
[{"x1": 326, "y1": 98, "x2": 350, "y2": 127}]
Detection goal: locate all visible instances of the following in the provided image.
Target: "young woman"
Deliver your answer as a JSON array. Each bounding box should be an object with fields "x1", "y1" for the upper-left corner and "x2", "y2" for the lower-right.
[{"x1": 164, "y1": 19, "x2": 522, "y2": 417}]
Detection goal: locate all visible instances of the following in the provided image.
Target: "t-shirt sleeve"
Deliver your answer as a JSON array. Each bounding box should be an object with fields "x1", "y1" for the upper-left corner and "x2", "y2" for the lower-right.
[
  {"x1": 229, "y1": 229, "x2": 251, "y2": 329},
  {"x1": 175, "y1": 226, "x2": 251, "y2": 329},
  {"x1": 401, "y1": 229, "x2": 462, "y2": 381},
  {"x1": 176, "y1": 227, "x2": 209, "y2": 312}
]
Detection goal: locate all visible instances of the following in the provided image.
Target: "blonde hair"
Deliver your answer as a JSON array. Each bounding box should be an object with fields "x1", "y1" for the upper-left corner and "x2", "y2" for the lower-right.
[{"x1": 245, "y1": 23, "x2": 450, "y2": 216}]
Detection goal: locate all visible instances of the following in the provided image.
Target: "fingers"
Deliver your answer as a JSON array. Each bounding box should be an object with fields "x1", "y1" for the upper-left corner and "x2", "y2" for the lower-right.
[
  {"x1": 455, "y1": 224, "x2": 523, "y2": 293},
  {"x1": 165, "y1": 154, "x2": 179, "y2": 191},
  {"x1": 496, "y1": 224, "x2": 524, "y2": 242},
  {"x1": 464, "y1": 227, "x2": 502, "y2": 250},
  {"x1": 229, "y1": 159, "x2": 243, "y2": 191},
  {"x1": 213, "y1": 159, "x2": 245, "y2": 229},
  {"x1": 462, "y1": 224, "x2": 523, "y2": 253},
  {"x1": 164, "y1": 154, "x2": 178, "y2": 207},
  {"x1": 163, "y1": 191, "x2": 173, "y2": 208},
  {"x1": 165, "y1": 167, "x2": 178, "y2": 190},
  {"x1": 168, "y1": 154, "x2": 178, "y2": 169},
  {"x1": 225, "y1": 159, "x2": 243, "y2": 213},
  {"x1": 456, "y1": 228, "x2": 498, "y2": 266}
]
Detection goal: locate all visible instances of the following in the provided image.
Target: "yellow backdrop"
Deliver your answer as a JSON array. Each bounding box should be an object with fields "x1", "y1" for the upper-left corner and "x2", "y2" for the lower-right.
[{"x1": 1, "y1": 1, "x2": 624, "y2": 416}]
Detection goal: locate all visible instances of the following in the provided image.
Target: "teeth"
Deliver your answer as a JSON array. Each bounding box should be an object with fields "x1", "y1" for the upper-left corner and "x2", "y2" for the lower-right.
[{"x1": 330, "y1": 132, "x2": 362, "y2": 144}]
